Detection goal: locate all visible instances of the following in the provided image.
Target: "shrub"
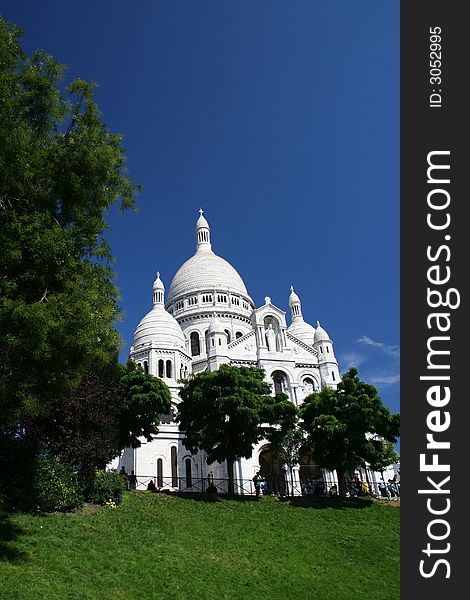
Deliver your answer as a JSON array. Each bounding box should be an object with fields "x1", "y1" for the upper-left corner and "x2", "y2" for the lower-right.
[
  {"x1": 87, "y1": 470, "x2": 126, "y2": 505},
  {"x1": 35, "y1": 455, "x2": 83, "y2": 512}
]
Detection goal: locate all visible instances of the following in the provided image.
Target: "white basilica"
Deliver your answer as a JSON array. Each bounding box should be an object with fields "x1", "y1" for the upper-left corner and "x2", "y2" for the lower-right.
[{"x1": 116, "y1": 210, "x2": 343, "y2": 495}]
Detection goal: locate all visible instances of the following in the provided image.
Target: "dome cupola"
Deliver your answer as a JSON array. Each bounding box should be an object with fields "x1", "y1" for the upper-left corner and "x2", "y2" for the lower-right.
[
  {"x1": 288, "y1": 286, "x2": 301, "y2": 308},
  {"x1": 195, "y1": 208, "x2": 211, "y2": 251},
  {"x1": 152, "y1": 271, "x2": 165, "y2": 306},
  {"x1": 133, "y1": 273, "x2": 186, "y2": 351},
  {"x1": 314, "y1": 321, "x2": 331, "y2": 343},
  {"x1": 287, "y1": 286, "x2": 316, "y2": 346}
]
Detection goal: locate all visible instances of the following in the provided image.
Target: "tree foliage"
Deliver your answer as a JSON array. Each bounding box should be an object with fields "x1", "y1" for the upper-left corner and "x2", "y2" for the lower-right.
[
  {"x1": 0, "y1": 360, "x2": 171, "y2": 510},
  {"x1": 45, "y1": 361, "x2": 171, "y2": 477},
  {"x1": 300, "y1": 368, "x2": 400, "y2": 495},
  {"x1": 178, "y1": 364, "x2": 295, "y2": 492},
  {"x1": 46, "y1": 363, "x2": 123, "y2": 479},
  {"x1": 0, "y1": 18, "x2": 139, "y2": 426},
  {"x1": 0, "y1": 19, "x2": 174, "y2": 509},
  {"x1": 117, "y1": 361, "x2": 172, "y2": 450},
  {"x1": 367, "y1": 439, "x2": 399, "y2": 475}
]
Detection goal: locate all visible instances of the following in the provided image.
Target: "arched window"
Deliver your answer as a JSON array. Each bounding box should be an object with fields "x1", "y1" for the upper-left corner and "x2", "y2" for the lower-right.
[
  {"x1": 157, "y1": 459, "x2": 163, "y2": 488},
  {"x1": 190, "y1": 332, "x2": 200, "y2": 356},
  {"x1": 272, "y1": 370, "x2": 287, "y2": 395},
  {"x1": 158, "y1": 359, "x2": 164, "y2": 378},
  {"x1": 171, "y1": 447, "x2": 178, "y2": 487},
  {"x1": 224, "y1": 330, "x2": 231, "y2": 344},
  {"x1": 326, "y1": 346, "x2": 330, "y2": 353},
  {"x1": 143, "y1": 360, "x2": 149, "y2": 374},
  {"x1": 166, "y1": 360, "x2": 172, "y2": 378},
  {"x1": 185, "y1": 458, "x2": 192, "y2": 488},
  {"x1": 235, "y1": 331, "x2": 243, "y2": 339},
  {"x1": 332, "y1": 371, "x2": 336, "y2": 381}
]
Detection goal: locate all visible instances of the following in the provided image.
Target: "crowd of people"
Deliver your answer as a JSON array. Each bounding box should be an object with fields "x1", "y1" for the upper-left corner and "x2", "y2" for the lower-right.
[
  {"x1": 117, "y1": 466, "x2": 400, "y2": 499},
  {"x1": 378, "y1": 476, "x2": 400, "y2": 498},
  {"x1": 301, "y1": 476, "x2": 327, "y2": 496},
  {"x1": 348, "y1": 474, "x2": 400, "y2": 499}
]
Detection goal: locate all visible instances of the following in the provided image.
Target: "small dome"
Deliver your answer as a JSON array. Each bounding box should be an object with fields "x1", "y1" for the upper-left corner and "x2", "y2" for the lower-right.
[
  {"x1": 196, "y1": 211, "x2": 209, "y2": 230},
  {"x1": 288, "y1": 320, "x2": 316, "y2": 346},
  {"x1": 153, "y1": 271, "x2": 164, "y2": 290},
  {"x1": 288, "y1": 286, "x2": 300, "y2": 306},
  {"x1": 133, "y1": 306, "x2": 185, "y2": 351},
  {"x1": 314, "y1": 321, "x2": 330, "y2": 343}
]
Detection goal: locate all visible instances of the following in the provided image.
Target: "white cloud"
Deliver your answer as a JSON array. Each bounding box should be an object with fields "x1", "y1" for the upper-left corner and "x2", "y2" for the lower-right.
[
  {"x1": 357, "y1": 335, "x2": 400, "y2": 358},
  {"x1": 368, "y1": 373, "x2": 400, "y2": 386},
  {"x1": 340, "y1": 352, "x2": 366, "y2": 369}
]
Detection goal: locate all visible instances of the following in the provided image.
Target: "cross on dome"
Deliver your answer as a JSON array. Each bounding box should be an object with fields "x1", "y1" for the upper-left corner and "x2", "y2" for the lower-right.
[{"x1": 199, "y1": 208, "x2": 204, "y2": 217}]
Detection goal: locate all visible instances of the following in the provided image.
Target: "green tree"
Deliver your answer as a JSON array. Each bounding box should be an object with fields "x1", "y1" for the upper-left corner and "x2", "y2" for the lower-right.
[
  {"x1": 47, "y1": 363, "x2": 122, "y2": 481},
  {"x1": 45, "y1": 361, "x2": 171, "y2": 486},
  {"x1": 367, "y1": 439, "x2": 399, "y2": 480},
  {"x1": 0, "y1": 17, "x2": 139, "y2": 429},
  {"x1": 117, "y1": 361, "x2": 172, "y2": 450},
  {"x1": 0, "y1": 18, "x2": 146, "y2": 509},
  {"x1": 178, "y1": 364, "x2": 294, "y2": 494},
  {"x1": 300, "y1": 368, "x2": 400, "y2": 496}
]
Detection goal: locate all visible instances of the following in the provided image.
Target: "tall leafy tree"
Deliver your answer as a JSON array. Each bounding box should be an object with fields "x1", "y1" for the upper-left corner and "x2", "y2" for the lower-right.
[
  {"x1": 117, "y1": 361, "x2": 172, "y2": 450},
  {"x1": 300, "y1": 368, "x2": 400, "y2": 496},
  {"x1": 48, "y1": 364, "x2": 122, "y2": 479},
  {"x1": 0, "y1": 18, "x2": 139, "y2": 428},
  {"x1": 178, "y1": 364, "x2": 295, "y2": 494},
  {"x1": 46, "y1": 361, "x2": 171, "y2": 486},
  {"x1": 367, "y1": 439, "x2": 399, "y2": 480}
]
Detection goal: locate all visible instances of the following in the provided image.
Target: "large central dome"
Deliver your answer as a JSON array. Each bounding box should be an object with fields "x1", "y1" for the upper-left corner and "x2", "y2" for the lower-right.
[
  {"x1": 166, "y1": 210, "x2": 251, "y2": 305},
  {"x1": 167, "y1": 251, "x2": 249, "y2": 302}
]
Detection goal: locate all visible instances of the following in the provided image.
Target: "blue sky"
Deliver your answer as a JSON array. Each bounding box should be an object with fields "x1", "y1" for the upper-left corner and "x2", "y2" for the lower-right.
[{"x1": 2, "y1": 2, "x2": 400, "y2": 421}]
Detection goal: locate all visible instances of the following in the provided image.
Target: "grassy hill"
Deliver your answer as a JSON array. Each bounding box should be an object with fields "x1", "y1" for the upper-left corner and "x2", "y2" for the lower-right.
[{"x1": 0, "y1": 492, "x2": 399, "y2": 600}]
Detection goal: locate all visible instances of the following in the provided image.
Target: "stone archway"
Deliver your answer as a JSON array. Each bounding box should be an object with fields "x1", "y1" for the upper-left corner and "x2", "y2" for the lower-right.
[{"x1": 258, "y1": 445, "x2": 287, "y2": 496}]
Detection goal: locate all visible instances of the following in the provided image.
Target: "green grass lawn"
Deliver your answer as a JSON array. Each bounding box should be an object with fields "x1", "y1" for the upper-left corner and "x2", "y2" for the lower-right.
[{"x1": 0, "y1": 492, "x2": 399, "y2": 600}]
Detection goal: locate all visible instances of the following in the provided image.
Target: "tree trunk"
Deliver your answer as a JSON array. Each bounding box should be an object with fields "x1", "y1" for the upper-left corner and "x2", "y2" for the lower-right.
[
  {"x1": 337, "y1": 468, "x2": 348, "y2": 497},
  {"x1": 227, "y1": 458, "x2": 235, "y2": 494}
]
